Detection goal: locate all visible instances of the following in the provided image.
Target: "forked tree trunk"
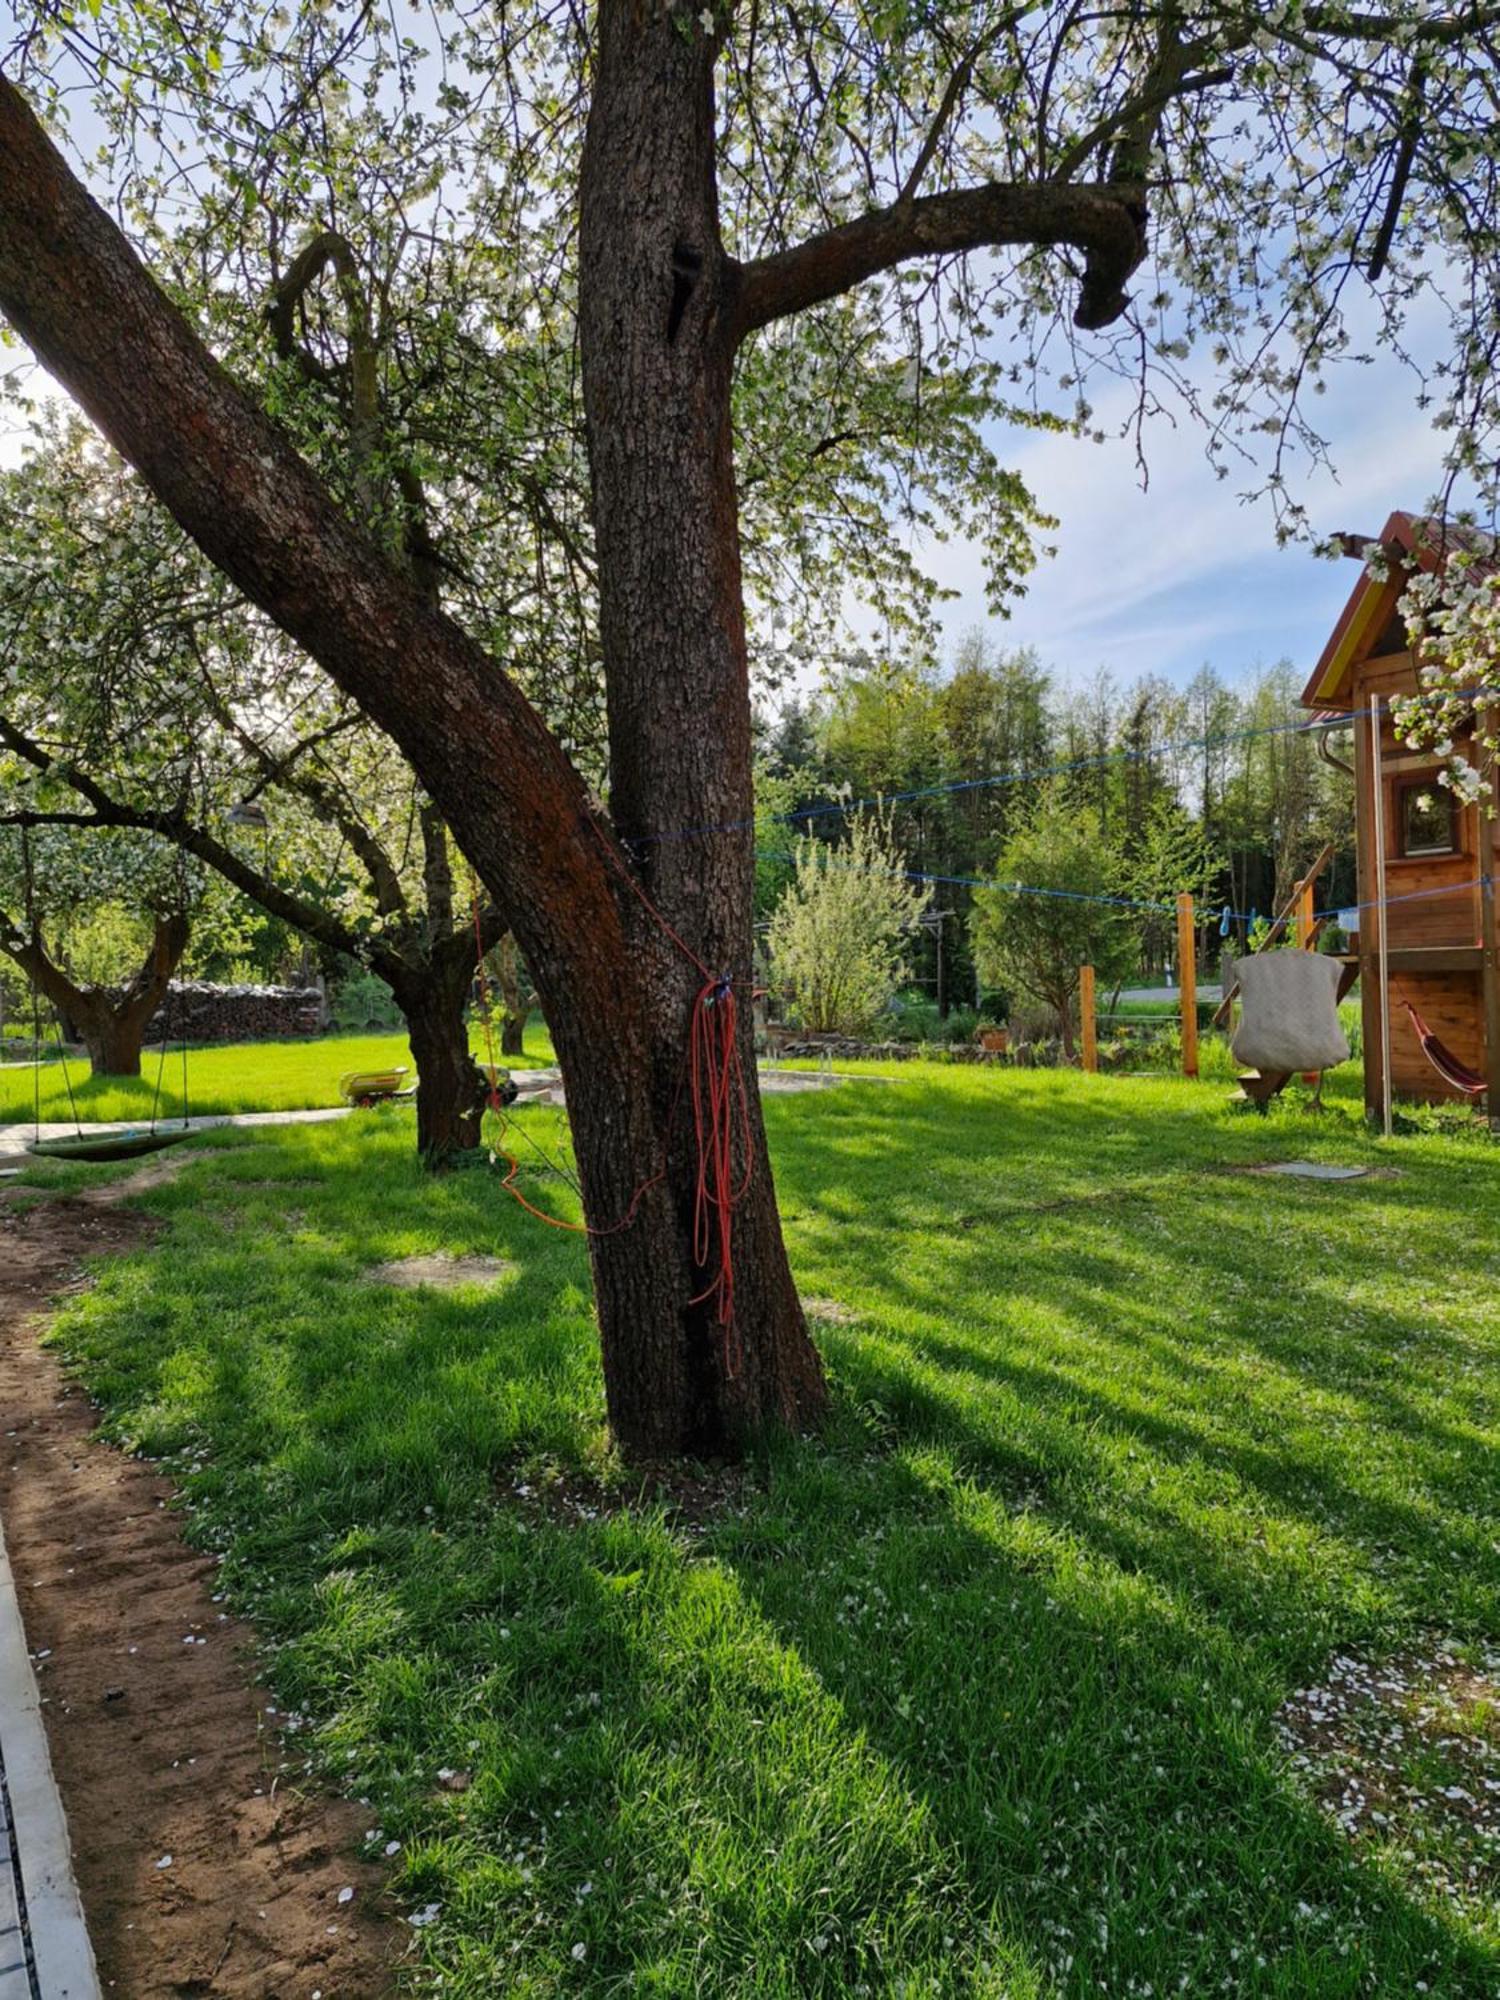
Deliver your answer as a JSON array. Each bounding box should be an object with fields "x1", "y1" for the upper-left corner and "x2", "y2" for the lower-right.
[
  {"x1": 389, "y1": 952, "x2": 487, "y2": 1168},
  {"x1": 10, "y1": 912, "x2": 189, "y2": 1078}
]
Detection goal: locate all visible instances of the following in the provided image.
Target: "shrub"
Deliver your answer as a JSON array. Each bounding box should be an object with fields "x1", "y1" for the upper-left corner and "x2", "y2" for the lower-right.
[
  {"x1": 330, "y1": 968, "x2": 403, "y2": 1031},
  {"x1": 768, "y1": 806, "x2": 929, "y2": 1036}
]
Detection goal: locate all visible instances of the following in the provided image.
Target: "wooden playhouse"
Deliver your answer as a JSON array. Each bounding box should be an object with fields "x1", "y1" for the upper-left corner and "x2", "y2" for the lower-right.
[{"x1": 1301, "y1": 511, "x2": 1499, "y2": 1126}]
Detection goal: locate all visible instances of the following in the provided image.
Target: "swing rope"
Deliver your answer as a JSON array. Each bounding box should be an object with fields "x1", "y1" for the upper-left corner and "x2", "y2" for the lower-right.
[{"x1": 21, "y1": 825, "x2": 83, "y2": 1142}]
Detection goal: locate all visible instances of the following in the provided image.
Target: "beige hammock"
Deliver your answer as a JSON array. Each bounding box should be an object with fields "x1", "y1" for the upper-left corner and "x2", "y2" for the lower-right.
[{"x1": 1227, "y1": 951, "x2": 1350, "y2": 1102}]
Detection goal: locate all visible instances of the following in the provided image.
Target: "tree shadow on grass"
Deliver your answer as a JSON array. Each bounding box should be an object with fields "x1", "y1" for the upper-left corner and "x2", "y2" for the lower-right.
[{"x1": 720, "y1": 1424, "x2": 1500, "y2": 1997}]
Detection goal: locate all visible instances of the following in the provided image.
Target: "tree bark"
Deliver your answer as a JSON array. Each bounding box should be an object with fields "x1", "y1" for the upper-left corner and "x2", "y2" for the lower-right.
[
  {"x1": 0, "y1": 65, "x2": 828, "y2": 1458},
  {"x1": 493, "y1": 934, "x2": 528, "y2": 1057},
  {"x1": 576, "y1": 2, "x2": 827, "y2": 1451},
  {"x1": 390, "y1": 948, "x2": 487, "y2": 1167}
]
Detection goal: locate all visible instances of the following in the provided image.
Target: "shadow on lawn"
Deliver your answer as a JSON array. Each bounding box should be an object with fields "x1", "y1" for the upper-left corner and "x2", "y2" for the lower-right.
[
  {"x1": 722, "y1": 1446, "x2": 1500, "y2": 1997},
  {"x1": 737, "y1": 1079, "x2": 1500, "y2": 1990}
]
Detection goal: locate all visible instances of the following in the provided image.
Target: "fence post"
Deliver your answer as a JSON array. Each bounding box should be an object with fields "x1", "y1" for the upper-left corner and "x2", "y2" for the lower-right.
[
  {"x1": 1079, "y1": 964, "x2": 1097, "y2": 1074},
  {"x1": 1177, "y1": 894, "x2": 1198, "y2": 1079},
  {"x1": 1295, "y1": 880, "x2": 1319, "y2": 1083}
]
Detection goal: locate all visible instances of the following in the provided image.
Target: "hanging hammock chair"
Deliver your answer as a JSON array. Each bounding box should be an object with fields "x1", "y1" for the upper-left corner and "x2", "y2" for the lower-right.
[
  {"x1": 1229, "y1": 951, "x2": 1351, "y2": 1069},
  {"x1": 1400, "y1": 1000, "x2": 1488, "y2": 1099}
]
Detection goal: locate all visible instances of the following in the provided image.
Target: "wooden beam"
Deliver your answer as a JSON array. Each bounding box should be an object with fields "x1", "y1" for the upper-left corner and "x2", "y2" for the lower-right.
[
  {"x1": 1351, "y1": 704, "x2": 1384, "y2": 1124},
  {"x1": 1177, "y1": 895, "x2": 1198, "y2": 1079},
  {"x1": 1079, "y1": 964, "x2": 1098, "y2": 1074},
  {"x1": 1296, "y1": 883, "x2": 1317, "y2": 1083},
  {"x1": 1370, "y1": 691, "x2": 1394, "y2": 1137}
]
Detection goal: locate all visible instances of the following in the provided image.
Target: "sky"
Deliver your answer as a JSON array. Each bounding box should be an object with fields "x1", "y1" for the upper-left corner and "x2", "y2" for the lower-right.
[{"x1": 876, "y1": 294, "x2": 1464, "y2": 701}]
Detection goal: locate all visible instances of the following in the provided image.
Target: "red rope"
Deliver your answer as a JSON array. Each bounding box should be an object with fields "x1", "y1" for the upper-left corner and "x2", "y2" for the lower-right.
[
  {"x1": 468, "y1": 832, "x2": 754, "y2": 1374},
  {"x1": 686, "y1": 975, "x2": 752, "y2": 1374},
  {"x1": 585, "y1": 823, "x2": 755, "y2": 1370}
]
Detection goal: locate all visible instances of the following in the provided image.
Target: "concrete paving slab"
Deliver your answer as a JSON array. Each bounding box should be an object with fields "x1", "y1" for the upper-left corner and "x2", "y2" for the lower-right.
[{"x1": 0, "y1": 1507, "x2": 101, "y2": 1999}]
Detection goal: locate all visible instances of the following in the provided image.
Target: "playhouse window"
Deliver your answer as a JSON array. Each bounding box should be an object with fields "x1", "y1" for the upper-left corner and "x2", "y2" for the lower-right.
[{"x1": 1398, "y1": 778, "x2": 1458, "y2": 858}]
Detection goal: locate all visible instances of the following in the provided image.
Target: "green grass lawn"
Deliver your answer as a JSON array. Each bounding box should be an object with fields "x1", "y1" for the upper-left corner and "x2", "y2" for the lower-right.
[
  {"x1": 0, "y1": 1019, "x2": 557, "y2": 1127},
  {"x1": 26, "y1": 1067, "x2": 1500, "y2": 1995}
]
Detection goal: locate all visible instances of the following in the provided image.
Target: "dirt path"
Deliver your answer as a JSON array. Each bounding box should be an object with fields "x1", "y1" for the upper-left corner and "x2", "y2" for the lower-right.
[{"x1": 0, "y1": 1168, "x2": 401, "y2": 1997}]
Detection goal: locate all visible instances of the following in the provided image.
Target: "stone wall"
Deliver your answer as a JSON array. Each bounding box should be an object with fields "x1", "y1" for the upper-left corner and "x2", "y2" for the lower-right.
[{"x1": 142, "y1": 981, "x2": 326, "y2": 1044}]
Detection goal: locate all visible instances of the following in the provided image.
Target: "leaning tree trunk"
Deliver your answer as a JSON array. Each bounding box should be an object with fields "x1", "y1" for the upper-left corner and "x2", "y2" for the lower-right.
[
  {"x1": 389, "y1": 950, "x2": 487, "y2": 1168},
  {"x1": 0, "y1": 72, "x2": 827, "y2": 1461}
]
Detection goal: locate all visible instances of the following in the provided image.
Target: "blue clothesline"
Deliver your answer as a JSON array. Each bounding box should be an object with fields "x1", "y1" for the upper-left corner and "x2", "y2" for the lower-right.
[{"x1": 757, "y1": 843, "x2": 1493, "y2": 926}]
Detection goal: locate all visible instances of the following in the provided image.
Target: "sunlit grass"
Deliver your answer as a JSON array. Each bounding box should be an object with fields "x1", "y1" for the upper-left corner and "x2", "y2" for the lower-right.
[
  {"x1": 0, "y1": 1018, "x2": 556, "y2": 1128},
  {"x1": 31, "y1": 1065, "x2": 1500, "y2": 1995}
]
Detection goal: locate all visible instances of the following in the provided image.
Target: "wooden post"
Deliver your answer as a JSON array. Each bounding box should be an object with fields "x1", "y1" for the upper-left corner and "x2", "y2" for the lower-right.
[
  {"x1": 1295, "y1": 880, "x2": 1318, "y2": 1084},
  {"x1": 1177, "y1": 894, "x2": 1198, "y2": 1079},
  {"x1": 1481, "y1": 707, "x2": 1500, "y2": 1135},
  {"x1": 1079, "y1": 964, "x2": 1097, "y2": 1074},
  {"x1": 1352, "y1": 702, "x2": 1384, "y2": 1125},
  {"x1": 1370, "y1": 691, "x2": 1393, "y2": 1138}
]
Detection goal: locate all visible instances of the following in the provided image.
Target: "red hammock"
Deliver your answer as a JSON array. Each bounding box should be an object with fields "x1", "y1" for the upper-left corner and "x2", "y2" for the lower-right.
[{"x1": 1400, "y1": 1000, "x2": 1488, "y2": 1098}]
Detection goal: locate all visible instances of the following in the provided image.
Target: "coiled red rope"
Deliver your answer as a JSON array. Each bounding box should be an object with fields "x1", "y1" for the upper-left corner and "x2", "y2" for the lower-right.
[
  {"x1": 470, "y1": 832, "x2": 753, "y2": 1374},
  {"x1": 685, "y1": 973, "x2": 752, "y2": 1371}
]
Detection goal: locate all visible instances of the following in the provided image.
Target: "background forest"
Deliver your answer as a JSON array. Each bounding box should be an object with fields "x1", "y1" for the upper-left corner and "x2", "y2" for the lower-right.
[{"x1": 754, "y1": 637, "x2": 1358, "y2": 1029}]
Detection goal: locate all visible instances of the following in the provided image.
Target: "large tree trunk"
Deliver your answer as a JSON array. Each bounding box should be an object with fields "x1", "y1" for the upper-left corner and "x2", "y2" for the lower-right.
[
  {"x1": 574, "y1": 3, "x2": 827, "y2": 1452},
  {"x1": 389, "y1": 951, "x2": 487, "y2": 1168},
  {"x1": 76, "y1": 1006, "x2": 149, "y2": 1078},
  {"x1": 0, "y1": 72, "x2": 826, "y2": 1460}
]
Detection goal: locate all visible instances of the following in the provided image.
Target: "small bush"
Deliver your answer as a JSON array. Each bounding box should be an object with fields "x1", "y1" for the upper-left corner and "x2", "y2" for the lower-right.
[{"x1": 329, "y1": 969, "x2": 403, "y2": 1032}]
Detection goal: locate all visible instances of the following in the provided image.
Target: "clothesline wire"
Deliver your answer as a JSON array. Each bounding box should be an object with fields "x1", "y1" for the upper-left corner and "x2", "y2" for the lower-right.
[
  {"x1": 753, "y1": 843, "x2": 1493, "y2": 928},
  {"x1": 627, "y1": 681, "x2": 1500, "y2": 856}
]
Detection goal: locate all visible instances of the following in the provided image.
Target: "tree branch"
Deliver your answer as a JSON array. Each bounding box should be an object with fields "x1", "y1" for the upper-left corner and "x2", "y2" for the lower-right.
[
  {"x1": 896, "y1": 14, "x2": 1029, "y2": 208},
  {"x1": 0, "y1": 713, "x2": 388, "y2": 972},
  {"x1": 1300, "y1": 4, "x2": 1500, "y2": 43},
  {"x1": 1049, "y1": 63, "x2": 1233, "y2": 186},
  {"x1": 0, "y1": 78, "x2": 628, "y2": 1002},
  {"x1": 190, "y1": 669, "x2": 411, "y2": 922},
  {"x1": 266, "y1": 228, "x2": 380, "y2": 483},
  {"x1": 731, "y1": 179, "x2": 1147, "y2": 340}
]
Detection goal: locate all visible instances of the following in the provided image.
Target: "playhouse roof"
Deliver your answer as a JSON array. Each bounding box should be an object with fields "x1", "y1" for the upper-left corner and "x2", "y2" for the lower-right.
[{"x1": 1301, "y1": 510, "x2": 1498, "y2": 710}]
